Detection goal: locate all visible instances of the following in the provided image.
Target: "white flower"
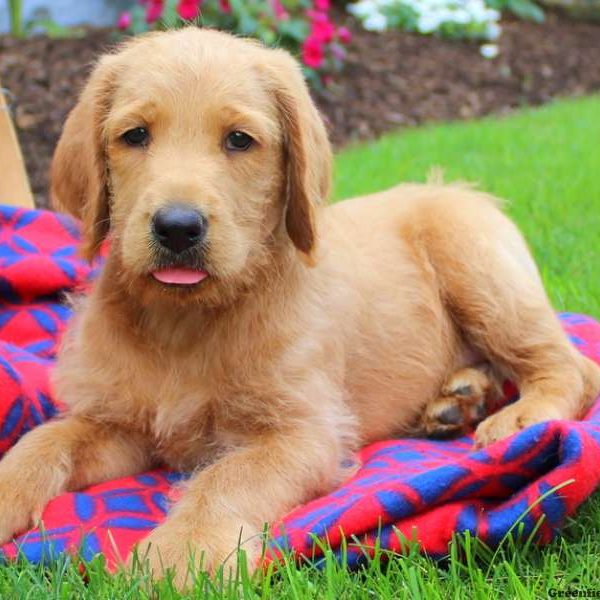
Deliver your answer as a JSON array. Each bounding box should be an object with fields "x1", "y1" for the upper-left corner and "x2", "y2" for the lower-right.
[
  {"x1": 348, "y1": 0, "x2": 504, "y2": 44},
  {"x1": 451, "y1": 9, "x2": 471, "y2": 24},
  {"x1": 485, "y1": 22, "x2": 502, "y2": 40},
  {"x1": 348, "y1": 1, "x2": 379, "y2": 18},
  {"x1": 480, "y1": 43, "x2": 499, "y2": 59},
  {"x1": 485, "y1": 8, "x2": 501, "y2": 20},
  {"x1": 363, "y1": 12, "x2": 388, "y2": 31},
  {"x1": 418, "y1": 14, "x2": 441, "y2": 33}
]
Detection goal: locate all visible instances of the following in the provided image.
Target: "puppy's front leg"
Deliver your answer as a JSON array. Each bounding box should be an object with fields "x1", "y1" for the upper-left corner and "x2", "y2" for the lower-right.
[
  {"x1": 135, "y1": 422, "x2": 345, "y2": 586},
  {"x1": 0, "y1": 416, "x2": 153, "y2": 544}
]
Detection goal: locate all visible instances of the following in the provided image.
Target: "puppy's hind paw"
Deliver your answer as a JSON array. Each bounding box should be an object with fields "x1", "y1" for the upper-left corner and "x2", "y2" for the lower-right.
[{"x1": 421, "y1": 365, "x2": 503, "y2": 439}]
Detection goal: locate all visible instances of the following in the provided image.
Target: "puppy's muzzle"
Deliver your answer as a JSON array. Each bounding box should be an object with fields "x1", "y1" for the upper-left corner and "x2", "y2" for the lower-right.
[{"x1": 152, "y1": 204, "x2": 207, "y2": 254}]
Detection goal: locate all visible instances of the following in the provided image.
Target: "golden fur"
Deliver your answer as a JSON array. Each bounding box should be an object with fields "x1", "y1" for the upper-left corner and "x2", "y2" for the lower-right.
[{"x1": 0, "y1": 29, "x2": 598, "y2": 586}]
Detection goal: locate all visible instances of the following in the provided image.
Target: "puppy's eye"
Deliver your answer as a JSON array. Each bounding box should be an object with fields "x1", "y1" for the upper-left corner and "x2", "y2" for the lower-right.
[
  {"x1": 225, "y1": 131, "x2": 254, "y2": 152},
  {"x1": 122, "y1": 127, "x2": 150, "y2": 147}
]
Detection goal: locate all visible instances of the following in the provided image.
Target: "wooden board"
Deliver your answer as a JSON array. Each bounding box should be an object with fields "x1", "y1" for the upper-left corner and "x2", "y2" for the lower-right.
[{"x1": 0, "y1": 77, "x2": 35, "y2": 208}]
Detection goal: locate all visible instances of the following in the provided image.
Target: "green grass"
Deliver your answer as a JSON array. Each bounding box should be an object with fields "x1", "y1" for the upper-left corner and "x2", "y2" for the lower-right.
[{"x1": 2, "y1": 95, "x2": 600, "y2": 598}]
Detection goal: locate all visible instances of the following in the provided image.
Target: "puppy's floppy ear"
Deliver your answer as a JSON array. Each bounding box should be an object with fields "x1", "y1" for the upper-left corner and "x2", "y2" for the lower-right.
[
  {"x1": 265, "y1": 51, "x2": 332, "y2": 261},
  {"x1": 50, "y1": 55, "x2": 119, "y2": 260}
]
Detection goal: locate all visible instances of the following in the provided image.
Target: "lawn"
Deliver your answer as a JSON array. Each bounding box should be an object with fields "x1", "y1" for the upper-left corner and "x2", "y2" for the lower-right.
[{"x1": 2, "y1": 95, "x2": 600, "y2": 599}]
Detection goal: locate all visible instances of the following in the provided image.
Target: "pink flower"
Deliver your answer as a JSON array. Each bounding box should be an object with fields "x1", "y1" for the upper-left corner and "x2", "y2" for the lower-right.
[
  {"x1": 306, "y1": 9, "x2": 328, "y2": 23},
  {"x1": 145, "y1": 0, "x2": 163, "y2": 23},
  {"x1": 302, "y1": 35, "x2": 324, "y2": 69},
  {"x1": 117, "y1": 11, "x2": 132, "y2": 30},
  {"x1": 218, "y1": 0, "x2": 231, "y2": 13},
  {"x1": 271, "y1": 0, "x2": 289, "y2": 20},
  {"x1": 337, "y1": 26, "x2": 352, "y2": 44},
  {"x1": 177, "y1": 0, "x2": 200, "y2": 20},
  {"x1": 311, "y1": 18, "x2": 335, "y2": 43},
  {"x1": 313, "y1": 0, "x2": 330, "y2": 10}
]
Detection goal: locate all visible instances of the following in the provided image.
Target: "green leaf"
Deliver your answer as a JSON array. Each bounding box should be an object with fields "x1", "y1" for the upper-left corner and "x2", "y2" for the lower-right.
[
  {"x1": 261, "y1": 29, "x2": 278, "y2": 46},
  {"x1": 277, "y1": 18, "x2": 310, "y2": 42},
  {"x1": 160, "y1": 0, "x2": 181, "y2": 29},
  {"x1": 507, "y1": 0, "x2": 545, "y2": 22},
  {"x1": 129, "y1": 5, "x2": 149, "y2": 35},
  {"x1": 8, "y1": 0, "x2": 25, "y2": 37},
  {"x1": 239, "y1": 14, "x2": 259, "y2": 35}
]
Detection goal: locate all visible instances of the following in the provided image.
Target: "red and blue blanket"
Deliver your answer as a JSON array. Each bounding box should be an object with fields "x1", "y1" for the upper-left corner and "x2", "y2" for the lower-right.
[{"x1": 1, "y1": 205, "x2": 600, "y2": 568}]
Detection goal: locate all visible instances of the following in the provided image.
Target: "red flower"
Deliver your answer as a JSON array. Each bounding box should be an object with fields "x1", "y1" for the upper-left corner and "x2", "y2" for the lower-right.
[
  {"x1": 311, "y1": 18, "x2": 335, "y2": 43},
  {"x1": 337, "y1": 26, "x2": 352, "y2": 44},
  {"x1": 117, "y1": 11, "x2": 132, "y2": 30},
  {"x1": 302, "y1": 35, "x2": 324, "y2": 69},
  {"x1": 313, "y1": 0, "x2": 330, "y2": 10},
  {"x1": 218, "y1": 0, "x2": 231, "y2": 13},
  {"x1": 145, "y1": 0, "x2": 163, "y2": 23},
  {"x1": 177, "y1": 0, "x2": 201, "y2": 20}
]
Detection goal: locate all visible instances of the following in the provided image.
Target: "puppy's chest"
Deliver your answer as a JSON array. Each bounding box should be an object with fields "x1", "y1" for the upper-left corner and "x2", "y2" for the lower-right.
[
  {"x1": 129, "y1": 372, "x2": 217, "y2": 466},
  {"x1": 151, "y1": 400, "x2": 218, "y2": 471},
  {"x1": 116, "y1": 356, "x2": 248, "y2": 471}
]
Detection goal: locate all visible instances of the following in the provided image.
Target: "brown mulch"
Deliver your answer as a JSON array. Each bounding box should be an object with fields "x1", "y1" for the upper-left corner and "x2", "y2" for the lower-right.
[{"x1": 1, "y1": 12, "x2": 599, "y2": 208}]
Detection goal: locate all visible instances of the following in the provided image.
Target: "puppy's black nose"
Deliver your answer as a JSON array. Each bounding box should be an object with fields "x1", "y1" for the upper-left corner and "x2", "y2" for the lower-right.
[{"x1": 152, "y1": 205, "x2": 206, "y2": 253}]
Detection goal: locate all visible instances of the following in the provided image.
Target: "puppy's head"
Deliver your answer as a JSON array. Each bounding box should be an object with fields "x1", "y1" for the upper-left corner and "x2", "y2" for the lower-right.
[{"x1": 51, "y1": 29, "x2": 331, "y2": 305}]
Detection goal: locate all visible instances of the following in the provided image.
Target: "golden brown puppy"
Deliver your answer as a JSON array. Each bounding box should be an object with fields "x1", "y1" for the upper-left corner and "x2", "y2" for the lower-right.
[{"x1": 0, "y1": 28, "x2": 598, "y2": 586}]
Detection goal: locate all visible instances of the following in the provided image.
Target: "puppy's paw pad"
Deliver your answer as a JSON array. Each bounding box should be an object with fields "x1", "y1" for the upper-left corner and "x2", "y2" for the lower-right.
[
  {"x1": 422, "y1": 367, "x2": 497, "y2": 439},
  {"x1": 423, "y1": 394, "x2": 487, "y2": 439}
]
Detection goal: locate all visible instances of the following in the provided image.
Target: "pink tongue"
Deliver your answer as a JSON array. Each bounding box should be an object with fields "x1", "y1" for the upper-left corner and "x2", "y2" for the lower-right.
[{"x1": 152, "y1": 268, "x2": 208, "y2": 285}]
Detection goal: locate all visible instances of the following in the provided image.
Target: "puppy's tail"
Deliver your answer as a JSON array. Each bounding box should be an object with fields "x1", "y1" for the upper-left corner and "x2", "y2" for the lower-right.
[{"x1": 425, "y1": 166, "x2": 507, "y2": 209}]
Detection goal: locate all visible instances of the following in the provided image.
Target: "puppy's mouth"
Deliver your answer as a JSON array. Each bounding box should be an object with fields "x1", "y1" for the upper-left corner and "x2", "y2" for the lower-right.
[
  {"x1": 148, "y1": 246, "x2": 211, "y2": 287},
  {"x1": 151, "y1": 267, "x2": 209, "y2": 286},
  {"x1": 146, "y1": 234, "x2": 214, "y2": 288}
]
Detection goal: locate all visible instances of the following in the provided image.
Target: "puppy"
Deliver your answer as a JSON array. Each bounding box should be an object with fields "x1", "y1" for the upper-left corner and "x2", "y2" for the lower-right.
[{"x1": 0, "y1": 28, "x2": 598, "y2": 585}]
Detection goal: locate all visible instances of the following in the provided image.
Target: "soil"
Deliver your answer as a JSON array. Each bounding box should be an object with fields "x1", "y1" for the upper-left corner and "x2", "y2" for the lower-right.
[{"x1": 1, "y1": 12, "x2": 599, "y2": 208}]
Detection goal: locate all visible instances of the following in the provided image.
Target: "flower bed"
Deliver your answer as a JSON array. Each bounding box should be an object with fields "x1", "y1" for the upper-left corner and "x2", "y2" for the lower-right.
[{"x1": 117, "y1": 0, "x2": 352, "y2": 87}]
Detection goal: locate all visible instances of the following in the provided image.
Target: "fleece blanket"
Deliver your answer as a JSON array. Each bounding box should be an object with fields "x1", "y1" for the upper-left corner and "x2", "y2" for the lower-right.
[{"x1": 1, "y1": 205, "x2": 600, "y2": 569}]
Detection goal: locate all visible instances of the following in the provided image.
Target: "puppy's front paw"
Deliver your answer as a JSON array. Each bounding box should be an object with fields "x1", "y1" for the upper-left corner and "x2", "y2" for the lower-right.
[
  {"x1": 0, "y1": 480, "x2": 40, "y2": 545},
  {"x1": 474, "y1": 398, "x2": 563, "y2": 447},
  {"x1": 130, "y1": 518, "x2": 262, "y2": 589}
]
